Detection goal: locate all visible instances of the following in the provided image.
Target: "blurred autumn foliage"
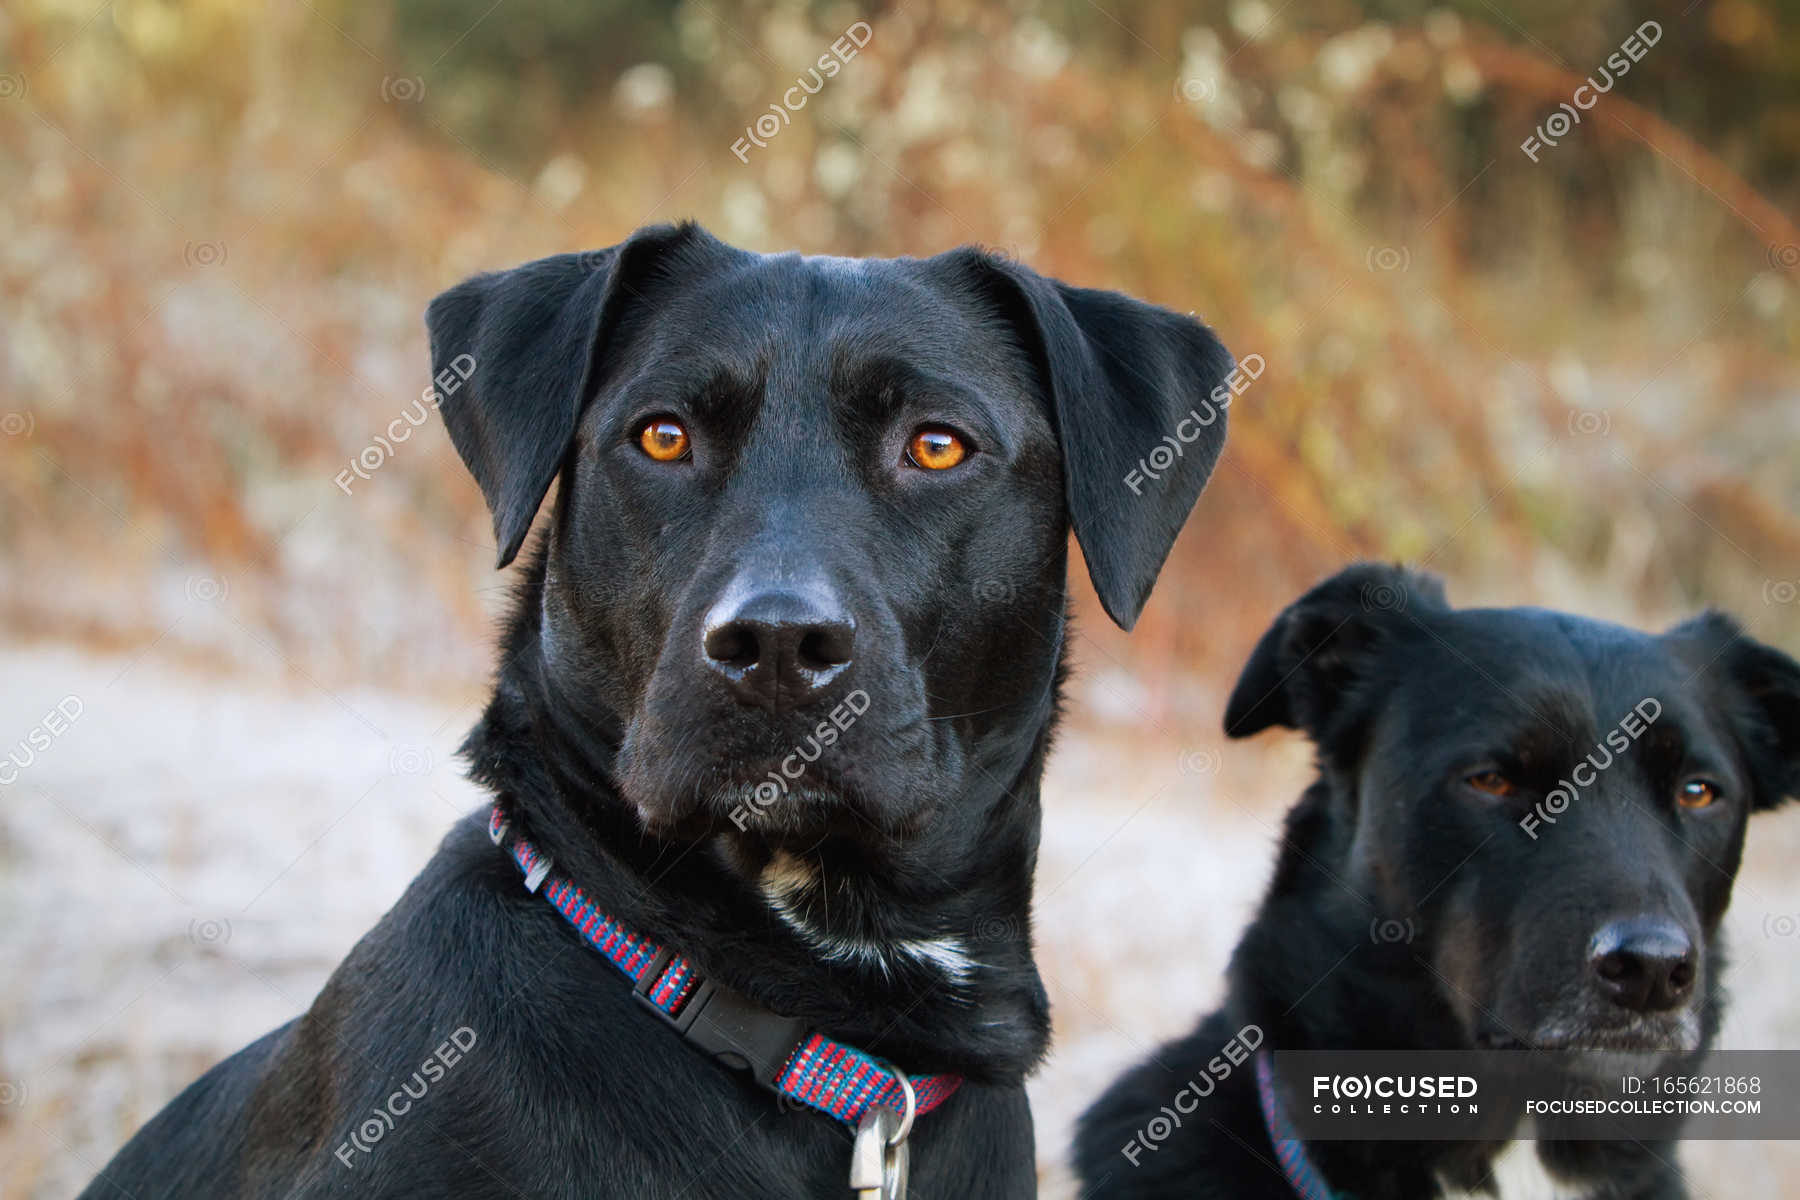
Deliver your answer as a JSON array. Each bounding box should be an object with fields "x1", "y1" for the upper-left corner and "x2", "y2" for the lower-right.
[{"x1": 3, "y1": 0, "x2": 1798, "y2": 703}]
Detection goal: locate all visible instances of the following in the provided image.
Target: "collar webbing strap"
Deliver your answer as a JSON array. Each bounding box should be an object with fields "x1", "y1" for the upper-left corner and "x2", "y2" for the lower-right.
[
  {"x1": 488, "y1": 806, "x2": 962, "y2": 1128},
  {"x1": 1255, "y1": 1050, "x2": 1339, "y2": 1200}
]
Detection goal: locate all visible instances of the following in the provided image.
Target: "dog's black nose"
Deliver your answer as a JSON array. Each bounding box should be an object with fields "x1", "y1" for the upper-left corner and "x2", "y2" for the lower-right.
[
  {"x1": 1588, "y1": 917, "x2": 1698, "y2": 1013},
  {"x1": 702, "y1": 589, "x2": 855, "y2": 710}
]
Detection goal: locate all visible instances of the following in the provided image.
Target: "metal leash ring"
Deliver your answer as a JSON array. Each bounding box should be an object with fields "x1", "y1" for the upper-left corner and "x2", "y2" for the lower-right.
[
  {"x1": 887, "y1": 1065, "x2": 917, "y2": 1146},
  {"x1": 849, "y1": 1065, "x2": 916, "y2": 1199}
]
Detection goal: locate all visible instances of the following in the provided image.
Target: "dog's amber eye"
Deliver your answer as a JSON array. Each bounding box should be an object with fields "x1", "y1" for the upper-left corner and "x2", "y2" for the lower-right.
[
  {"x1": 1465, "y1": 771, "x2": 1515, "y2": 798},
  {"x1": 906, "y1": 427, "x2": 968, "y2": 471},
  {"x1": 638, "y1": 418, "x2": 690, "y2": 463},
  {"x1": 1678, "y1": 779, "x2": 1720, "y2": 809}
]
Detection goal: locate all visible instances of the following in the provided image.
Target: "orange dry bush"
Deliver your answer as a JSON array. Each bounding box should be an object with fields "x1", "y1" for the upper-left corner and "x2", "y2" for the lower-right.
[{"x1": 1, "y1": 0, "x2": 1795, "y2": 701}]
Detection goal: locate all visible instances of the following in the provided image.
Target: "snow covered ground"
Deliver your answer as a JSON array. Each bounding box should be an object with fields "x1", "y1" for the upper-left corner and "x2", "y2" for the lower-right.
[{"x1": 2, "y1": 642, "x2": 1796, "y2": 1198}]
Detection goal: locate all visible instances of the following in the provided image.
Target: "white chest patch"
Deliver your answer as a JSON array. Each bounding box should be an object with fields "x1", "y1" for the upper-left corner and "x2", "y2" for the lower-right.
[
  {"x1": 1436, "y1": 1141, "x2": 1597, "y2": 1200},
  {"x1": 758, "y1": 851, "x2": 978, "y2": 987}
]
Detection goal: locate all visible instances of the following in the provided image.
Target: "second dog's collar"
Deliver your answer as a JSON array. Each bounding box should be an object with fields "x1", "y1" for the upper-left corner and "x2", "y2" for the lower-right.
[
  {"x1": 1255, "y1": 1050, "x2": 1339, "y2": 1200},
  {"x1": 487, "y1": 806, "x2": 962, "y2": 1129}
]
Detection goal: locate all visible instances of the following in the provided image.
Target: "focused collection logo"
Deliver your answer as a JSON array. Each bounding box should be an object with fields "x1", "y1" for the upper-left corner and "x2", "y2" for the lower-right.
[{"x1": 1310, "y1": 1073, "x2": 1480, "y2": 1115}]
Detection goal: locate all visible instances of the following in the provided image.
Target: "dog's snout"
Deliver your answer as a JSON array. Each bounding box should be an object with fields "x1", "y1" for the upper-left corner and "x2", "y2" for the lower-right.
[
  {"x1": 1588, "y1": 916, "x2": 1698, "y2": 1013},
  {"x1": 702, "y1": 588, "x2": 855, "y2": 710}
]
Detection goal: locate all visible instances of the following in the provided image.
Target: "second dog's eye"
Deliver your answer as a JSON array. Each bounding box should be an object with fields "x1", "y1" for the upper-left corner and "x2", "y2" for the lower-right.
[
  {"x1": 906, "y1": 427, "x2": 969, "y2": 471},
  {"x1": 638, "y1": 418, "x2": 690, "y2": 463},
  {"x1": 1465, "y1": 770, "x2": 1516, "y2": 798},
  {"x1": 1678, "y1": 779, "x2": 1720, "y2": 810}
]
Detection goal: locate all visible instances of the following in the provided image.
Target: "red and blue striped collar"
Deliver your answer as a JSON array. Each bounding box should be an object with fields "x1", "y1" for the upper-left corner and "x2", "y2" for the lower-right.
[
  {"x1": 1255, "y1": 1050, "x2": 1340, "y2": 1200},
  {"x1": 488, "y1": 806, "x2": 961, "y2": 1129}
]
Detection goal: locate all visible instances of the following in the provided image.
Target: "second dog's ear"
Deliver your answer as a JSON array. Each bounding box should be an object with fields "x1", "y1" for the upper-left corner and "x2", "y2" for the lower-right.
[
  {"x1": 1224, "y1": 563, "x2": 1447, "y2": 740},
  {"x1": 1667, "y1": 612, "x2": 1800, "y2": 810},
  {"x1": 425, "y1": 223, "x2": 711, "y2": 568},
  {"x1": 950, "y1": 251, "x2": 1236, "y2": 630}
]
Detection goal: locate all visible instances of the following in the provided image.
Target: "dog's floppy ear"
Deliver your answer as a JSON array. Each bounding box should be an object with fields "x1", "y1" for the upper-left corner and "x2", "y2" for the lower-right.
[
  {"x1": 953, "y1": 252, "x2": 1236, "y2": 629},
  {"x1": 426, "y1": 222, "x2": 706, "y2": 568},
  {"x1": 1224, "y1": 563, "x2": 1447, "y2": 741},
  {"x1": 1668, "y1": 612, "x2": 1800, "y2": 810}
]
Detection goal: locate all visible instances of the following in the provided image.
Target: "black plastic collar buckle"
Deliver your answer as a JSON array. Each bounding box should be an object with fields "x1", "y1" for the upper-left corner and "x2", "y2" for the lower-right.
[{"x1": 633, "y1": 947, "x2": 810, "y2": 1090}]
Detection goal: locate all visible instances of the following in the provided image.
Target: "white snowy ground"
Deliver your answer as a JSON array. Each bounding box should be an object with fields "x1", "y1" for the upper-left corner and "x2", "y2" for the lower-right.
[{"x1": 2, "y1": 642, "x2": 1796, "y2": 1198}]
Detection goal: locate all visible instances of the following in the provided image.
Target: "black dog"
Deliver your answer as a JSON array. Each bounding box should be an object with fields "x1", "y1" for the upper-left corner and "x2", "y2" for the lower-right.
[
  {"x1": 82, "y1": 223, "x2": 1235, "y2": 1199},
  {"x1": 1075, "y1": 563, "x2": 1800, "y2": 1199}
]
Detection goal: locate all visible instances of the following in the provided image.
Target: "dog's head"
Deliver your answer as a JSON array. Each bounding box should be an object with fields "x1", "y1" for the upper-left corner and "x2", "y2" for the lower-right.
[
  {"x1": 1226, "y1": 564, "x2": 1800, "y2": 1061},
  {"x1": 429, "y1": 223, "x2": 1232, "y2": 856}
]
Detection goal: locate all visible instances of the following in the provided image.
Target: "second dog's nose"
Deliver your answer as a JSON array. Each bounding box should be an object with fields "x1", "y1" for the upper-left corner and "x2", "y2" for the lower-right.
[
  {"x1": 702, "y1": 589, "x2": 854, "y2": 710},
  {"x1": 1589, "y1": 917, "x2": 1698, "y2": 1013}
]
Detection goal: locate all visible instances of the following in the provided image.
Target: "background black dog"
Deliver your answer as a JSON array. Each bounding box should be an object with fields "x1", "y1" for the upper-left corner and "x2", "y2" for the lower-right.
[
  {"x1": 1075, "y1": 563, "x2": 1800, "y2": 1199},
  {"x1": 80, "y1": 222, "x2": 1233, "y2": 1198}
]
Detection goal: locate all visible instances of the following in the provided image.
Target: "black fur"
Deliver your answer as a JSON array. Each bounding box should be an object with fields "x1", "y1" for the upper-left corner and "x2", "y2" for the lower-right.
[
  {"x1": 1075, "y1": 563, "x2": 1800, "y2": 1200},
  {"x1": 82, "y1": 223, "x2": 1234, "y2": 1199}
]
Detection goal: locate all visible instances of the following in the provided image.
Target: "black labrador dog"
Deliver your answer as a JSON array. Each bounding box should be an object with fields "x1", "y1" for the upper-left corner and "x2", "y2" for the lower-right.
[
  {"x1": 82, "y1": 223, "x2": 1235, "y2": 1199},
  {"x1": 1075, "y1": 563, "x2": 1800, "y2": 1199}
]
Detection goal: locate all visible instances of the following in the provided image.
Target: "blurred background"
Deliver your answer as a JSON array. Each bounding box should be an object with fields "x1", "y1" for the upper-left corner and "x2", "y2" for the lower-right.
[{"x1": 3, "y1": 0, "x2": 1798, "y2": 1195}]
